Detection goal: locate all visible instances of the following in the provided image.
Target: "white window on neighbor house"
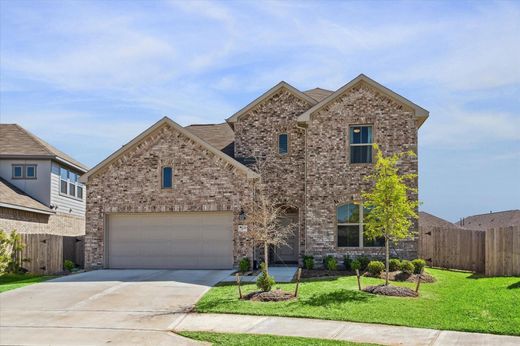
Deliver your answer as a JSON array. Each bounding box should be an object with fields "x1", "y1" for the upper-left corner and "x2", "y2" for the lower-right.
[
  {"x1": 350, "y1": 125, "x2": 373, "y2": 164},
  {"x1": 162, "y1": 166, "x2": 173, "y2": 189},
  {"x1": 337, "y1": 203, "x2": 385, "y2": 248},
  {"x1": 12, "y1": 164, "x2": 37, "y2": 179},
  {"x1": 60, "y1": 166, "x2": 84, "y2": 200},
  {"x1": 12, "y1": 165, "x2": 24, "y2": 179}
]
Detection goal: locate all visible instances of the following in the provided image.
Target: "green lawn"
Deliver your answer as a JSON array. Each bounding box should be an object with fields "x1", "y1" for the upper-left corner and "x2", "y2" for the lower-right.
[
  {"x1": 178, "y1": 331, "x2": 377, "y2": 345},
  {"x1": 196, "y1": 268, "x2": 520, "y2": 336},
  {"x1": 0, "y1": 274, "x2": 57, "y2": 293}
]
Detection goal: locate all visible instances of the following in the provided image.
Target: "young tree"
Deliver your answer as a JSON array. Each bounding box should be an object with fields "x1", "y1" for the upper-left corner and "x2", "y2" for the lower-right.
[
  {"x1": 362, "y1": 144, "x2": 419, "y2": 285},
  {"x1": 243, "y1": 157, "x2": 298, "y2": 276}
]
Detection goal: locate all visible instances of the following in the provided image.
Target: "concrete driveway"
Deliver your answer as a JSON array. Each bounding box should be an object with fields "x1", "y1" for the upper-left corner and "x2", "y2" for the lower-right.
[{"x1": 0, "y1": 269, "x2": 232, "y2": 345}]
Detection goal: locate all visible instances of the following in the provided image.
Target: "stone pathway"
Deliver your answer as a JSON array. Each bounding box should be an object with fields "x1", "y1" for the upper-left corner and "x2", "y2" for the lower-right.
[
  {"x1": 220, "y1": 266, "x2": 298, "y2": 283},
  {"x1": 171, "y1": 313, "x2": 520, "y2": 346}
]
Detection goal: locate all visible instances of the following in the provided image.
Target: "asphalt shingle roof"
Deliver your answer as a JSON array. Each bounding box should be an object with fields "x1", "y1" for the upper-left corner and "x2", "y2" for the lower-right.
[
  {"x1": 185, "y1": 123, "x2": 235, "y2": 157},
  {"x1": 0, "y1": 178, "x2": 53, "y2": 214},
  {"x1": 456, "y1": 210, "x2": 520, "y2": 231}
]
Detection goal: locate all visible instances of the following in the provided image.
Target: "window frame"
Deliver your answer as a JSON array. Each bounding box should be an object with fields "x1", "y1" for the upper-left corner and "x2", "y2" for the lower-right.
[
  {"x1": 11, "y1": 164, "x2": 37, "y2": 179},
  {"x1": 277, "y1": 133, "x2": 289, "y2": 156},
  {"x1": 59, "y1": 166, "x2": 84, "y2": 200},
  {"x1": 349, "y1": 125, "x2": 373, "y2": 164},
  {"x1": 336, "y1": 202, "x2": 384, "y2": 249},
  {"x1": 161, "y1": 166, "x2": 173, "y2": 189}
]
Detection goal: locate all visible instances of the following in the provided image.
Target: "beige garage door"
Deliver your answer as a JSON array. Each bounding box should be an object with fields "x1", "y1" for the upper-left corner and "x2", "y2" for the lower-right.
[{"x1": 107, "y1": 212, "x2": 233, "y2": 269}]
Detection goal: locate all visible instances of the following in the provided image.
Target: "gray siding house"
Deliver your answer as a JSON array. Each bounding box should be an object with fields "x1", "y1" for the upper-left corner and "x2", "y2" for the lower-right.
[
  {"x1": 0, "y1": 124, "x2": 88, "y2": 236},
  {"x1": 82, "y1": 74, "x2": 428, "y2": 270}
]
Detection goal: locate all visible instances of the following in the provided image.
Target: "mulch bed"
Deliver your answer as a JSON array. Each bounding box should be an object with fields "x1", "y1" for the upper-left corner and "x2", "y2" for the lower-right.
[
  {"x1": 363, "y1": 284, "x2": 418, "y2": 297},
  {"x1": 242, "y1": 289, "x2": 295, "y2": 302},
  {"x1": 301, "y1": 269, "x2": 354, "y2": 279}
]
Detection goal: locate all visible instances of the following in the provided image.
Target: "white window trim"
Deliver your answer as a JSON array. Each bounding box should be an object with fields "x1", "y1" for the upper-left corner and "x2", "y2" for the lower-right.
[
  {"x1": 337, "y1": 203, "x2": 384, "y2": 248},
  {"x1": 59, "y1": 166, "x2": 84, "y2": 201}
]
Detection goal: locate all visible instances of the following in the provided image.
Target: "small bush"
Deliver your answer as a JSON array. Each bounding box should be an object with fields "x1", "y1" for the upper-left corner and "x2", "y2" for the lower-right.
[
  {"x1": 239, "y1": 257, "x2": 250, "y2": 273},
  {"x1": 344, "y1": 255, "x2": 352, "y2": 271},
  {"x1": 389, "y1": 258, "x2": 401, "y2": 272},
  {"x1": 367, "y1": 261, "x2": 385, "y2": 276},
  {"x1": 357, "y1": 255, "x2": 370, "y2": 271},
  {"x1": 303, "y1": 255, "x2": 314, "y2": 270},
  {"x1": 351, "y1": 259, "x2": 361, "y2": 271},
  {"x1": 323, "y1": 256, "x2": 338, "y2": 271},
  {"x1": 400, "y1": 260, "x2": 414, "y2": 274},
  {"x1": 256, "y1": 263, "x2": 275, "y2": 292},
  {"x1": 64, "y1": 259, "x2": 75, "y2": 272},
  {"x1": 412, "y1": 259, "x2": 426, "y2": 274}
]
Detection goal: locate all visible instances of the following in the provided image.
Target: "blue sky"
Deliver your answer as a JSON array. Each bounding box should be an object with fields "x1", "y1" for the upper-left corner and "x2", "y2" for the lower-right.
[{"x1": 1, "y1": 0, "x2": 519, "y2": 221}]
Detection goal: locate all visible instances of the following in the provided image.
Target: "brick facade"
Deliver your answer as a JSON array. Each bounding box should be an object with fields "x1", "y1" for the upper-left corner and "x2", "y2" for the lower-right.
[
  {"x1": 0, "y1": 207, "x2": 85, "y2": 236},
  {"x1": 85, "y1": 123, "x2": 254, "y2": 269},
  {"x1": 85, "y1": 77, "x2": 423, "y2": 269}
]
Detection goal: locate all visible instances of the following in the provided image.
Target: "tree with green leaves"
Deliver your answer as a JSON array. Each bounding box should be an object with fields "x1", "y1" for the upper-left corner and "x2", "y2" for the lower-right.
[{"x1": 362, "y1": 144, "x2": 419, "y2": 285}]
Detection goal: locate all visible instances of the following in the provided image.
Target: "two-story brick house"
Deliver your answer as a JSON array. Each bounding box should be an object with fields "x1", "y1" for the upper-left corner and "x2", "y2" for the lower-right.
[{"x1": 82, "y1": 74, "x2": 428, "y2": 269}]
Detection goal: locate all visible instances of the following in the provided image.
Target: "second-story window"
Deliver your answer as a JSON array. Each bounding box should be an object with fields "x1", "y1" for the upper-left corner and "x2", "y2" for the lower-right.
[
  {"x1": 162, "y1": 167, "x2": 173, "y2": 188},
  {"x1": 13, "y1": 165, "x2": 23, "y2": 179},
  {"x1": 25, "y1": 165, "x2": 37, "y2": 179},
  {"x1": 60, "y1": 167, "x2": 84, "y2": 199},
  {"x1": 12, "y1": 164, "x2": 37, "y2": 179},
  {"x1": 278, "y1": 133, "x2": 288, "y2": 155},
  {"x1": 350, "y1": 126, "x2": 373, "y2": 164}
]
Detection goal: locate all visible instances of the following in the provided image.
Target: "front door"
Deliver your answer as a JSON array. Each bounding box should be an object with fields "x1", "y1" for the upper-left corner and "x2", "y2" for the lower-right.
[{"x1": 273, "y1": 213, "x2": 299, "y2": 264}]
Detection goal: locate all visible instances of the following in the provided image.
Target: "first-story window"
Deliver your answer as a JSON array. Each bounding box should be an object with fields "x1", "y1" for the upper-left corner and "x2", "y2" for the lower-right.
[
  {"x1": 278, "y1": 133, "x2": 288, "y2": 155},
  {"x1": 162, "y1": 166, "x2": 173, "y2": 188},
  {"x1": 350, "y1": 125, "x2": 373, "y2": 164},
  {"x1": 337, "y1": 203, "x2": 384, "y2": 248}
]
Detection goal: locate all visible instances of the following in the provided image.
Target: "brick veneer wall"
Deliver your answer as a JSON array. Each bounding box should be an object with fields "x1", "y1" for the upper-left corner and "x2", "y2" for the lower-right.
[
  {"x1": 233, "y1": 87, "x2": 312, "y2": 259},
  {"x1": 305, "y1": 81, "x2": 419, "y2": 262},
  {"x1": 0, "y1": 207, "x2": 85, "y2": 236},
  {"x1": 85, "y1": 123, "x2": 254, "y2": 269}
]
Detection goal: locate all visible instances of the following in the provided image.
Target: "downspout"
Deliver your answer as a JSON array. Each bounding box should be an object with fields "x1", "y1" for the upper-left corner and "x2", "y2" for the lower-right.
[{"x1": 296, "y1": 122, "x2": 308, "y2": 254}]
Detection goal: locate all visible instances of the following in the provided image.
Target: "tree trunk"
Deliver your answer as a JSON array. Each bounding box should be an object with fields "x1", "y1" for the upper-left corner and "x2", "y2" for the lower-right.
[
  {"x1": 385, "y1": 235, "x2": 390, "y2": 286},
  {"x1": 264, "y1": 242, "x2": 269, "y2": 275}
]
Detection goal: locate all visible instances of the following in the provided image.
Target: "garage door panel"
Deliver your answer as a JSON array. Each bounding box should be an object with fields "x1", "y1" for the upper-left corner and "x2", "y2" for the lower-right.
[{"x1": 107, "y1": 212, "x2": 233, "y2": 269}]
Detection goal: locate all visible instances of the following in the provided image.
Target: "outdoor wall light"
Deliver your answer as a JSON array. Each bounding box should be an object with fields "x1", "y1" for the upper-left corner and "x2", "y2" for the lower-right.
[
  {"x1": 239, "y1": 209, "x2": 247, "y2": 221},
  {"x1": 353, "y1": 128, "x2": 361, "y2": 133}
]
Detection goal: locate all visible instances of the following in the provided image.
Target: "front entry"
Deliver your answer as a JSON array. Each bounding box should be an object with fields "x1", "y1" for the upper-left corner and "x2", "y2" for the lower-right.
[{"x1": 272, "y1": 212, "x2": 299, "y2": 264}]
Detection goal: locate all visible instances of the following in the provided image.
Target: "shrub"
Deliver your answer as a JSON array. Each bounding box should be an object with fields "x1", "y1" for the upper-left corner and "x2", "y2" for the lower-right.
[
  {"x1": 0, "y1": 229, "x2": 29, "y2": 274},
  {"x1": 303, "y1": 255, "x2": 314, "y2": 270},
  {"x1": 239, "y1": 257, "x2": 250, "y2": 273},
  {"x1": 367, "y1": 261, "x2": 385, "y2": 276},
  {"x1": 256, "y1": 263, "x2": 275, "y2": 292},
  {"x1": 351, "y1": 259, "x2": 361, "y2": 271},
  {"x1": 400, "y1": 260, "x2": 414, "y2": 274},
  {"x1": 389, "y1": 258, "x2": 401, "y2": 272},
  {"x1": 64, "y1": 260, "x2": 75, "y2": 272},
  {"x1": 412, "y1": 259, "x2": 426, "y2": 274},
  {"x1": 344, "y1": 255, "x2": 352, "y2": 271},
  {"x1": 323, "y1": 256, "x2": 337, "y2": 271},
  {"x1": 357, "y1": 255, "x2": 370, "y2": 271}
]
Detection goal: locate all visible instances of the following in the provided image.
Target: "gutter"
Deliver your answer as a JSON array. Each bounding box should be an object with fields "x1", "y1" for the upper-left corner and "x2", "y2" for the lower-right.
[
  {"x1": 296, "y1": 122, "x2": 308, "y2": 254},
  {"x1": 0, "y1": 202, "x2": 55, "y2": 215}
]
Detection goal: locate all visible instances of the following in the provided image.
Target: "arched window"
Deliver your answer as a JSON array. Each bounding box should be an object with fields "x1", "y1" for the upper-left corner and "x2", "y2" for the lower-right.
[
  {"x1": 162, "y1": 166, "x2": 173, "y2": 189},
  {"x1": 337, "y1": 203, "x2": 384, "y2": 248}
]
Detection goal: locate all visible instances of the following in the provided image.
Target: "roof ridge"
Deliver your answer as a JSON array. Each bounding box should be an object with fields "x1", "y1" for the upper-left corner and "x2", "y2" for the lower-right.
[{"x1": 464, "y1": 209, "x2": 520, "y2": 218}]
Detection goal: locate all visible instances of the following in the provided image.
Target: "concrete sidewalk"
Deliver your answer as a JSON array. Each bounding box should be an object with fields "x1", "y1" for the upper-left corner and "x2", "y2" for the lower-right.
[{"x1": 171, "y1": 313, "x2": 520, "y2": 346}]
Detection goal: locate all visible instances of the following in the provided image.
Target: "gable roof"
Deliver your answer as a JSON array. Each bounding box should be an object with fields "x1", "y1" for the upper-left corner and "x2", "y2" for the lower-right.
[
  {"x1": 297, "y1": 74, "x2": 429, "y2": 128},
  {"x1": 303, "y1": 88, "x2": 334, "y2": 102},
  {"x1": 185, "y1": 123, "x2": 235, "y2": 157},
  {"x1": 226, "y1": 81, "x2": 317, "y2": 124},
  {"x1": 419, "y1": 211, "x2": 463, "y2": 229},
  {"x1": 80, "y1": 117, "x2": 259, "y2": 182},
  {"x1": 456, "y1": 210, "x2": 520, "y2": 231},
  {"x1": 0, "y1": 178, "x2": 54, "y2": 215},
  {"x1": 0, "y1": 124, "x2": 88, "y2": 172}
]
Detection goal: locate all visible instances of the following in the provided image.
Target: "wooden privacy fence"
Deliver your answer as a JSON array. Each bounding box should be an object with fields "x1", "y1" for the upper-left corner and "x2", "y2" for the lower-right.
[
  {"x1": 18, "y1": 234, "x2": 85, "y2": 275},
  {"x1": 419, "y1": 226, "x2": 520, "y2": 276},
  {"x1": 20, "y1": 233, "x2": 63, "y2": 275},
  {"x1": 418, "y1": 226, "x2": 485, "y2": 273},
  {"x1": 485, "y1": 227, "x2": 520, "y2": 276}
]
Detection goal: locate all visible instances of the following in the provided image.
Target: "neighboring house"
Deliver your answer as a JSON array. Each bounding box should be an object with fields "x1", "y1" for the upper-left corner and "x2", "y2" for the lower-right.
[
  {"x1": 419, "y1": 211, "x2": 463, "y2": 229},
  {"x1": 0, "y1": 124, "x2": 88, "y2": 236},
  {"x1": 82, "y1": 74, "x2": 429, "y2": 270},
  {"x1": 455, "y1": 210, "x2": 520, "y2": 231}
]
